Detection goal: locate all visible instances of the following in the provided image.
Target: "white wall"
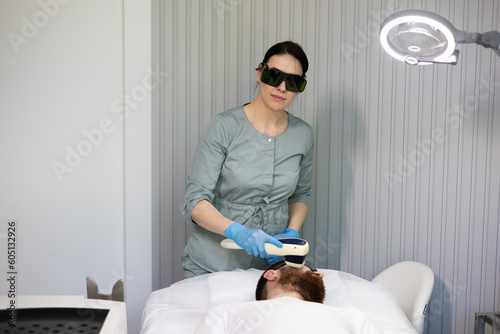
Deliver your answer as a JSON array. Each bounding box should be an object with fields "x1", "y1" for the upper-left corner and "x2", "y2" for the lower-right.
[
  {"x1": 0, "y1": 1, "x2": 152, "y2": 333},
  {"x1": 1, "y1": 0, "x2": 125, "y2": 294},
  {"x1": 123, "y1": 0, "x2": 153, "y2": 332}
]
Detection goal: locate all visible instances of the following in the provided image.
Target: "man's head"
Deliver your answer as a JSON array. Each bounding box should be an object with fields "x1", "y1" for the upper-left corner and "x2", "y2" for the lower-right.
[{"x1": 255, "y1": 260, "x2": 325, "y2": 303}]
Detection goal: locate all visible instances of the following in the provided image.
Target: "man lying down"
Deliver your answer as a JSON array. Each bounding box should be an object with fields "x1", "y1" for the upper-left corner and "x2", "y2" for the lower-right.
[{"x1": 195, "y1": 260, "x2": 383, "y2": 333}]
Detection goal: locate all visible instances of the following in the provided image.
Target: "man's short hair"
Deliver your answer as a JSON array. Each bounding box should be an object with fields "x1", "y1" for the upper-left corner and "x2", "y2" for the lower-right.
[
  {"x1": 255, "y1": 260, "x2": 325, "y2": 303},
  {"x1": 255, "y1": 260, "x2": 286, "y2": 300}
]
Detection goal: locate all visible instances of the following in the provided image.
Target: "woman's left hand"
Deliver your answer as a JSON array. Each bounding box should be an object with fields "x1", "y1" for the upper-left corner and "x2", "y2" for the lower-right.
[
  {"x1": 272, "y1": 228, "x2": 300, "y2": 240},
  {"x1": 265, "y1": 254, "x2": 282, "y2": 265},
  {"x1": 265, "y1": 228, "x2": 300, "y2": 264}
]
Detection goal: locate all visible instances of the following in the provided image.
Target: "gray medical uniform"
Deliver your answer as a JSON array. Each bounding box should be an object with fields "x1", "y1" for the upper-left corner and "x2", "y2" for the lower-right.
[{"x1": 182, "y1": 105, "x2": 314, "y2": 276}]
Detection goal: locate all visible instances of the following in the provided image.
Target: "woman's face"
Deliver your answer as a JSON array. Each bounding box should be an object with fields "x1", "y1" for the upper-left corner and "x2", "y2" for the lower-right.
[{"x1": 256, "y1": 53, "x2": 304, "y2": 112}]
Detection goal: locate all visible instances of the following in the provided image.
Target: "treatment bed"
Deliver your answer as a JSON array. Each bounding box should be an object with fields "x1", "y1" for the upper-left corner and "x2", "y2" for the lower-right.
[{"x1": 140, "y1": 268, "x2": 420, "y2": 333}]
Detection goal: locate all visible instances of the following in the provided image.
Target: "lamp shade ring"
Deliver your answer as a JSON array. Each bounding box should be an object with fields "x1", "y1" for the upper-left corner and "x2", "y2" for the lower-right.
[{"x1": 380, "y1": 9, "x2": 461, "y2": 65}]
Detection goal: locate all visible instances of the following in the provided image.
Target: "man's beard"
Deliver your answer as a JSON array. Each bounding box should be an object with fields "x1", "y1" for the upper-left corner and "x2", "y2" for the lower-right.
[{"x1": 277, "y1": 266, "x2": 325, "y2": 303}]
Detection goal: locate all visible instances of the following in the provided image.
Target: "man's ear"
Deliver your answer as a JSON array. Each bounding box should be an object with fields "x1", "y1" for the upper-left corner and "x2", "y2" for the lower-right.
[
  {"x1": 263, "y1": 270, "x2": 280, "y2": 282},
  {"x1": 312, "y1": 271, "x2": 325, "y2": 279}
]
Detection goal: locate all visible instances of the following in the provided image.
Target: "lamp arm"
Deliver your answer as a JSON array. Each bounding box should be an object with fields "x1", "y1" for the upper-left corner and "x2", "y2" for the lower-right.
[
  {"x1": 478, "y1": 31, "x2": 500, "y2": 51},
  {"x1": 454, "y1": 31, "x2": 481, "y2": 44},
  {"x1": 455, "y1": 30, "x2": 500, "y2": 57}
]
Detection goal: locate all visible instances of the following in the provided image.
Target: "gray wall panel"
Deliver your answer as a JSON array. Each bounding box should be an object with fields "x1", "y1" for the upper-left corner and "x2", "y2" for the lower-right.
[{"x1": 153, "y1": 1, "x2": 500, "y2": 333}]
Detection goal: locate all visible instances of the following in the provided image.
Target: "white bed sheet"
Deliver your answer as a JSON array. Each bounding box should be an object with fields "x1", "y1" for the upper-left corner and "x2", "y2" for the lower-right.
[{"x1": 140, "y1": 268, "x2": 417, "y2": 334}]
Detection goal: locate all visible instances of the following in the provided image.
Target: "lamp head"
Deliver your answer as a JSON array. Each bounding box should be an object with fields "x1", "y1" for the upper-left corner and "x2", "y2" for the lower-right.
[{"x1": 379, "y1": 10, "x2": 461, "y2": 65}]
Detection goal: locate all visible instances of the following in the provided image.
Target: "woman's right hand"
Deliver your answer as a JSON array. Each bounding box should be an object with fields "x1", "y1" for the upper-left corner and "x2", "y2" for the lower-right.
[{"x1": 225, "y1": 223, "x2": 283, "y2": 258}]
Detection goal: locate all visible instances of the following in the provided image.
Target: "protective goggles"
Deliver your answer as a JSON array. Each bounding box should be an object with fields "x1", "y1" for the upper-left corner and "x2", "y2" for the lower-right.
[
  {"x1": 256, "y1": 63, "x2": 307, "y2": 93},
  {"x1": 273, "y1": 260, "x2": 318, "y2": 272}
]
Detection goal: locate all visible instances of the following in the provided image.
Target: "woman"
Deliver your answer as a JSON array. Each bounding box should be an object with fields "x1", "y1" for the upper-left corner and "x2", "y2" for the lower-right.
[{"x1": 182, "y1": 41, "x2": 314, "y2": 278}]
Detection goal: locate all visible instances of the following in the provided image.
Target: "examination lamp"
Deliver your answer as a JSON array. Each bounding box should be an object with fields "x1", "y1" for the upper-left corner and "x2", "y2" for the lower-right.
[{"x1": 379, "y1": 9, "x2": 500, "y2": 65}]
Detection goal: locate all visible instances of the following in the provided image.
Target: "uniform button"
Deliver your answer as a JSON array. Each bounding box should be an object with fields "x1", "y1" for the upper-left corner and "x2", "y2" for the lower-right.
[{"x1": 268, "y1": 138, "x2": 272, "y2": 142}]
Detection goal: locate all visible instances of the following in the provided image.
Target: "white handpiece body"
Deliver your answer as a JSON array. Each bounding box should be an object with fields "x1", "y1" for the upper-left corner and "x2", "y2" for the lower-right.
[{"x1": 220, "y1": 238, "x2": 309, "y2": 256}]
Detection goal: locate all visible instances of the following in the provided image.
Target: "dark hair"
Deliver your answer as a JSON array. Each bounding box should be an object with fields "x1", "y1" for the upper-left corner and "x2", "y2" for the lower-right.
[
  {"x1": 255, "y1": 260, "x2": 286, "y2": 300},
  {"x1": 261, "y1": 41, "x2": 309, "y2": 77},
  {"x1": 255, "y1": 260, "x2": 321, "y2": 301}
]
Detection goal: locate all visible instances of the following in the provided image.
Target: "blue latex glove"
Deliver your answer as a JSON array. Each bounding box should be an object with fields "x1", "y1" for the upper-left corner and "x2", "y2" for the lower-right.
[
  {"x1": 265, "y1": 254, "x2": 282, "y2": 265},
  {"x1": 225, "y1": 223, "x2": 283, "y2": 258},
  {"x1": 265, "y1": 228, "x2": 300, "y2": 264},
  {"x1": 272, "y1": 228, "x2": 300, "y2": 240}
]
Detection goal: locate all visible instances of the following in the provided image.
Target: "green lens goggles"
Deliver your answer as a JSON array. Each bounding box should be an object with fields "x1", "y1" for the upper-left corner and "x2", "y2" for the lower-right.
[{"x1": 257, "y1": 64, "x2": 307, "y2": 93}]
